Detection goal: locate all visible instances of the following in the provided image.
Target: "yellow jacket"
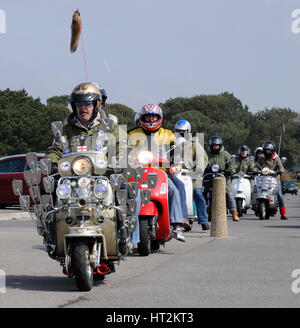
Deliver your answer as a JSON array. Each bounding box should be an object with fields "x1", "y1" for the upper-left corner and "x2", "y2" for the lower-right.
[
  {"x1": 128, "y1": 127, "x2": 176, "y2": 149},
  {"x1": 128, "y1": 127, "x2": 176, "y2": 170}
]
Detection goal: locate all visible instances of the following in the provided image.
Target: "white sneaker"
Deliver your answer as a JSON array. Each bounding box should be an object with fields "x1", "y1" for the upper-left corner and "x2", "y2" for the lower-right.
[{"x1": 172, "y1": 226, "x2": 186, "y2": 242}]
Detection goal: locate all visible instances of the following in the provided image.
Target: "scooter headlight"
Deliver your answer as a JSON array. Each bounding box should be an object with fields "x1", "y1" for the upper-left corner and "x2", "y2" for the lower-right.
[
  {"x1": 72, "y1": 157, "x2": 92, "y2": 176},
  {"x1": 262, "y1": 167, "x2": 270, "y2": 175},
  {"x1": 56, "y1": 180, "x2": 71, "y2": 199},
  {"x1": 77, "y1": 186, "x2": 89, "y2": 199},
  {"x1": 94, "y1": 179, "x2": 108, "y2": 199},
  {"x1": 137, "y1": 151, "x2": 154, "y2": 165},
  {"x1": 78, "y1": 177, "x2": 90, "y2": 187},
  {"x1": 211, "y1": 164, "x2": 220, "y2": 173}
]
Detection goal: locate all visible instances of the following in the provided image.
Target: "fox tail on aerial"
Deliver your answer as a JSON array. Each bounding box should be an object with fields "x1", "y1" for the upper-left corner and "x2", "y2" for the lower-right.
[
  {"x1": 70, "y1": 9, "x2": 88, "y2": 81},
  {"x1": 70, "y1": 9, "x2": 81, "y2": 53}
]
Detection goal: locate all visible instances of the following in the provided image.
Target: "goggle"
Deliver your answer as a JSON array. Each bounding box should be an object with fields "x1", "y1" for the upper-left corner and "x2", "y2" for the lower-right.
[{"x1": 74, "y1": 101, "x2": 93, "y2": 107}]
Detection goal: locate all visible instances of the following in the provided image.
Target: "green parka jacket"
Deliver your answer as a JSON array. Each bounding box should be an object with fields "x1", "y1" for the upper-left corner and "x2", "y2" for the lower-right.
[
  {"x1": 46, "y1": 110, "x2": 126, "y2": 165},
  {"x1": 207, "y1": 146, "x2": 235, "y2": 192},
  {"x1": 233, "y1": 155, "x2": 257, "y2": 174}
]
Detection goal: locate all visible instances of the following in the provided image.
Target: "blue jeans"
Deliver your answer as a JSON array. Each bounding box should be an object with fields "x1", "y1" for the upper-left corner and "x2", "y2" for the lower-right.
[
  {"x1": 170, "y1": 174, "x2": 189, "y2": 221},
  {"x1": 168, "y1": 177, "x2": 184, "y2": 225},
  {"x1": 277, "y1": 184, "x2": 285, "y2": 208},
  {"x1": 193, "y1": 188, "x2": 208, "y2": 224}
]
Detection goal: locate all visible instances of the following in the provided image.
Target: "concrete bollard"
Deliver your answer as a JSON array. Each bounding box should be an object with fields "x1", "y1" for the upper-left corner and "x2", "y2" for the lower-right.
[{"x1": 210, "y1": 177, "x2": 228, "y2": 237}]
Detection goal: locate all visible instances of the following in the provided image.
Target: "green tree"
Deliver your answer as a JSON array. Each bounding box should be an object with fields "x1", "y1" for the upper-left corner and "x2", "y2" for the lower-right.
[
  {"x1": 46, "y1": 95, "x2": 70, "y2": 107},
  {"x1": 105, "y1": 103, "x2": 135, "y2": 130},
  {"x1": 254, "y1": 107, "x2": 300, "y2": 167},
  {"x1": 160, "y1": 92, "x2": 253, "y2": 154},
  {"x1": 0, "y1": 89, "x2": 70, "y2": 156}
]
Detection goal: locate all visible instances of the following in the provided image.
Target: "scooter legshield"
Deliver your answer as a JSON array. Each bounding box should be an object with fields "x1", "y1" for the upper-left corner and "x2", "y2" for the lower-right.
[{"x1": 129, "y1": 167, "x2": 170, "y2": 240}]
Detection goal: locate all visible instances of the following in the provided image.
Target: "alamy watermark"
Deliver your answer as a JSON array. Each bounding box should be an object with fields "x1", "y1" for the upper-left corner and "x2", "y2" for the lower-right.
[
  {"x1": 291, "y1": 9, "x2": 300, "y2": 34},
  {"x1": 291, "y1": 269, "x2": 300, "y2": 294},
  {"x1": 0, "y1": 269, "x2": 6, "y2": 293},
  {"x1": 0, "y1": 9, "x2": 6, "y2": 34}
]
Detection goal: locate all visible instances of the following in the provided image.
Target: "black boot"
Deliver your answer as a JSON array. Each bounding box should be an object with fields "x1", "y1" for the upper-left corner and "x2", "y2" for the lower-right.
[{"x1": 201, "y1": 223, "x2": 210, "y2": 231}]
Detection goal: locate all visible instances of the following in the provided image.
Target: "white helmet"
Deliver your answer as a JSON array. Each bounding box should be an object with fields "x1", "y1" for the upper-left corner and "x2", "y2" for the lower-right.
[
  {"x1": 255, "y1": 147, "x2": 263, "y2": 155},
  {"x1": 175, "y1": 120, "x2": 191, "y2": 133}
]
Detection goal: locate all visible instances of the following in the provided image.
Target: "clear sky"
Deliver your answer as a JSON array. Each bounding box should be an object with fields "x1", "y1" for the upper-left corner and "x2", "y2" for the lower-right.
[{"x1": 1, "y1": 0, "x2": 300, "y2": 113}]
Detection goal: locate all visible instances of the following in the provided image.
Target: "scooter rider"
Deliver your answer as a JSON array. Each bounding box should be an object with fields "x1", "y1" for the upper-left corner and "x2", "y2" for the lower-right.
[
  {"x1": 254, "y1": 147, "x2": 264, "y2": 165},
  {"x1": 206, "y1": 136, "x2": 240, "y2": 222},
  {"x1": 128, "y1": 104, "x2": 186, "y2": 242},
  {"x1": 234, "y1": 145, "x2": 257, "y2": 173},
  {"x1": 45, "y1": 82, "x2": 141, "y2": 247},
  {"x1": 257, "y1": 141, "x2": 287, "y2": 220},
  {"x1": 174, "y1": 120, "x2": 210, "y2": 231}
]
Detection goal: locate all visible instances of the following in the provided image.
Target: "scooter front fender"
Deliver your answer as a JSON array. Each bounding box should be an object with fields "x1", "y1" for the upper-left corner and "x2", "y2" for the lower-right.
[
  {"x1": 235, "y1": 193, "x2": 246, "y2": 200},
  {"x1": 139, "y1": 200, "x2": 159, "y2": 217}
]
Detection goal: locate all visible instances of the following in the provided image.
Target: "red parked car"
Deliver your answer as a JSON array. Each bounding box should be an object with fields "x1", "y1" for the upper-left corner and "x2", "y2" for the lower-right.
[{"x1": 0, "y1": 153, "x2": 45, "y2": 208}]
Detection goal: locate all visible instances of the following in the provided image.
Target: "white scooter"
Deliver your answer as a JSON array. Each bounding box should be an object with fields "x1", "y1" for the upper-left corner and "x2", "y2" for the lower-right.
[
  {"x1": 174, "y1": 137, "x2": 197, "y2": 227},
  {"x1": 176, "y1": 168, "x2": 197, "y2": 225},
  {"x1": 231, "y1": 171, "x2": 252, "y2": 217}
]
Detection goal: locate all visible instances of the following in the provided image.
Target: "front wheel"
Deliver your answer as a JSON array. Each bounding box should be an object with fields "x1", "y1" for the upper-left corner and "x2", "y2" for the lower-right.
[
  {"x1": 72, "y1": 239, "x2": 93, "y2": 291},
  {"x1": 258, "y1": 201, "x2": 269, "y2": 220},
  {"x1": 236, "y1": 198, "x2": 243, "y2": 217},
  {"x1": 151, "y1": 240, "x2": 160, "y2": 252},
  {"x1": 207, "y1": 198, "x2": 212, "y2": 222},
  {"x1": 138, "y1": 219, "x2": 151, "y2": 256}
]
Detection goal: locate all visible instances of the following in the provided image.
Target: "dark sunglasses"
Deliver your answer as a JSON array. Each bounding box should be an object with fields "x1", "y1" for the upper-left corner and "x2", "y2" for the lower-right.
[{"x1": 74, "y1": 101, "x2": 93, "y2": 107}]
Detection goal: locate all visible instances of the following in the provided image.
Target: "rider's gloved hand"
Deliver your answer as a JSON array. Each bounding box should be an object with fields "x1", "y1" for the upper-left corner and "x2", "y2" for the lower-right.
[
  {"x1": 171, "y1": 166, "x2": 181, "y2": 174},
  {"x1": 224, "y1": 169, "x2": 234, "y2": 177}
]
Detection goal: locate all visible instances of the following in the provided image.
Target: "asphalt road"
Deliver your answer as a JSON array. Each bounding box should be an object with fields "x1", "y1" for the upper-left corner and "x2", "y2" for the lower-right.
[{"x1": 1, "y1": 194, "x2": 300, "y2": 308}]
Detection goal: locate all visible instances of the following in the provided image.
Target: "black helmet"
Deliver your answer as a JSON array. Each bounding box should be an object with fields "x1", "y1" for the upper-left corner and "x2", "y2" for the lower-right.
[
  {"x1": 70, "y1": 82, "x2": 102, "y2": 121},
  {"x1": 239, "y1": 145, "x2": 249, "y2": 157},
  {"x1": 209, "y1": 136, "x2": 223, "y2": 154},
  {"x1": 262, "y1": 141, "x2": 276, "y2": 159}
]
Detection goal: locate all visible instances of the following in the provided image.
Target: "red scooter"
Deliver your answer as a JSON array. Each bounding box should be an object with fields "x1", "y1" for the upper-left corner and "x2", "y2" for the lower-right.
[{"x1": 128, "y1": 149, "x2": 171, "y2": 256}]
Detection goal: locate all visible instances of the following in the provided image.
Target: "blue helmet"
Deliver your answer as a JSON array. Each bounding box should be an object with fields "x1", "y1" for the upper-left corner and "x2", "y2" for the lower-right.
[
  {"x1": 91, "y1": 82, "x2": 107, "y2": 110},
  {"x1": 174, "y1": 120, "x2": 191, "y2": 133}
]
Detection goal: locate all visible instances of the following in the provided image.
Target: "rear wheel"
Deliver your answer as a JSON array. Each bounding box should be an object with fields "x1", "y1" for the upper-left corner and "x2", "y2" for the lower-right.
[
  {"x1": 138, "y1": 219, "x2": 151, "y2": 256},
  {"x1": 72, "y1": 239, "x2": 93, "y2": 291}
]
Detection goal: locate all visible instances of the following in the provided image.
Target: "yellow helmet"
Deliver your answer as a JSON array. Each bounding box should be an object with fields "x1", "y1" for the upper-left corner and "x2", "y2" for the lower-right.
[{"x1": 70, "y1": 82, "x2": 102, "y2": 120}]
